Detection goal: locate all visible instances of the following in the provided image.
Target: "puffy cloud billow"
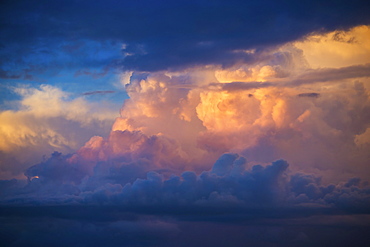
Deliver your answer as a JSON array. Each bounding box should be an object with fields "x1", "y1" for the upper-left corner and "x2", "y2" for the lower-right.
[
  {"x1": 1, "y1": 152, "x2": 370, "y2": 246},
  {"x1": 2, "y1": 152, "x2": 369, "y2": 211},
  {"x1": 0, "y1": 85, "x2": 118, "y2": 179}
]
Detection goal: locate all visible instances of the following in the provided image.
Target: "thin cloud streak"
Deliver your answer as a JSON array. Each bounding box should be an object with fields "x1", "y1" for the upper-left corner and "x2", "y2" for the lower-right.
[
  {"x1": 288, "y1": 63, "x2": 370, "y2": 86},
  {"x1": 82, "y1": 90, "x2": 116, "y2": 96}
]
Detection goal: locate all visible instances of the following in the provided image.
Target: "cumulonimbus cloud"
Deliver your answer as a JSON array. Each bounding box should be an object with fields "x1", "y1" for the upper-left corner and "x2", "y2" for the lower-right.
[{"x1": 1, "y1": 26, "x2": 370, "y2": 209}]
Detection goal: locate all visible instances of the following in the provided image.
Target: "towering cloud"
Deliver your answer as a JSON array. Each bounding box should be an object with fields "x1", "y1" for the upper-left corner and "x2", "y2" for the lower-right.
[
  {"x1": 1, "y1": 25, "x2": 369, "y2": 200},
  {"x1": 65, "y1": 26, "x2": 370, "y2": 183}
]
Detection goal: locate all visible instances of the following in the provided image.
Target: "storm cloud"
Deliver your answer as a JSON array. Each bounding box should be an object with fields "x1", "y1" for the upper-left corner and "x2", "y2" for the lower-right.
[
  {"x1": 1, "y1": 152, "x2": 370, "y2": 246},
  {"x1": 1, "y1": 0, "x2": 370, "y2": 76}
]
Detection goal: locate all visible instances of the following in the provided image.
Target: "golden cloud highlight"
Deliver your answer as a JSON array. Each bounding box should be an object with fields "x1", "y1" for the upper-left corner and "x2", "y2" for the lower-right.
[
  {"x1": 0, "y1": 85, "x2": 118, "y2": 178},
  {"x1": 2, "y1": 25, "x2": 370, "y2": 182},
  {"x1": 294, "y1": 25, "x2": 370, "y2": 68}
]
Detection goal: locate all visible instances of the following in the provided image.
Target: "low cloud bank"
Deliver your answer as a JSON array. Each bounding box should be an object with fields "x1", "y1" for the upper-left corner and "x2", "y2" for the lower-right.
[
  {"x1": 1, "y1": 152, "x2": 369, "y2": 215},
  {"x1": 1, "y1": 151, "x2": 370, "y2": 247}
]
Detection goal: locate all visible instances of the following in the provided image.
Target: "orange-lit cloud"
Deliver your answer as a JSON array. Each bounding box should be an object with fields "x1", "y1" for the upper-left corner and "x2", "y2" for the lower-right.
[
  {"x1": 2, "y1": 26, "x2": 370, "y2": 182},
  {"x1": 0, "y1": 85, "x2": 118, "y2": 179},
  {"x1": 294, "y1": 25, "x2": 370, "y2": 68},
  {"x1": 72, "y1": 25, "x2": 369, "y2": 182}
]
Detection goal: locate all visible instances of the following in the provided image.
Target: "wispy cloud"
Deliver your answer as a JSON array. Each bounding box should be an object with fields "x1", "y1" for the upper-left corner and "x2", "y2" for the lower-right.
[
  {"x1": 297, "y1": 93, "x2": 320, "y2": 98},
  {"x1": 82, "y1": 90, "x2": 116, "y2": 96},
  {"x1": 288, "y1": 63, "x2": 370, "y2": 86}
]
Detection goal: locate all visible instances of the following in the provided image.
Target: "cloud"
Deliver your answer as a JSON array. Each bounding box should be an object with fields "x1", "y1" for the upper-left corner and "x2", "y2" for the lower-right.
[
  {"x1": 90, "y1": 28, "x2": 370, "y2": 182},
  {"x1": 294, "y1": 25, "x2": 370, "y2": 68},
  {"x1": 1, "y1": 1, "x2": 369, "y2": 76},
  {"x1": 2, "y1": 25, "x2": 370, "y2": 181},
  {"x1": 1, "y1": 3, "x2": 370, "y2": 246},
  {"x1": 209, "y1": 81, "x2": 273, "y2": 92},
  {"x1": 1, "y1": 152, "x2": 369, "y2": 218},
  {"x1": 0, "y1": 211, "x2": 180, "y2": 247},
  {"x1": 1, "y1": 210, "x2": 370, "y2": 247},
  {"x1": 288, "y1": 63, "x2": 370, "y2": 86},
  {"x1": 297, "y1": 93, "x2": 320, "y2": 98},
  {"x1": 82, "y1": 90, "x2": 116, "y2": 96},
  {"x1": 1, "y1": 149, "x2": 370, "y2": 246},
  {"x1": 0, "y1": 85, "x2": 118, "y2": 179}
]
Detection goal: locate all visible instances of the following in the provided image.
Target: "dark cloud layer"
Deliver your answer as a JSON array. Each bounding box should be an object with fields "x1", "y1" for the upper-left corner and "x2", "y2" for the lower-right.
[
  {"x1": 1, "y1": 152, "x2": 370, "y2": 211},
  {"x1": 1, "y1": 152, "x2": 370, "y2": 246},
  {"x1": 1, "y1": 0, "x2": 370, "y2": 75},
  {"x1": 2, "y1": 208, "x2": 369, "y2": 247}
]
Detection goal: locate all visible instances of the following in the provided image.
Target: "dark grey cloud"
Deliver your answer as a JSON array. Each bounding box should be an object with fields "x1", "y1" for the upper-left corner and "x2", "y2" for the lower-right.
[
  {"x1": 1, "y1": 151, "x2": 370, "y2": 246},
  {"x1": 1, "y1": 206, "x2": 369, "y2": 247},
  {"x1": 82, "y1": 90, "x2": 116, "y2": 96},
  {"x1": 2, "y1": 152, "x2": 370, "y2": 213},
  {"x1": 209, "y1": 81, "x2": 273, "y2": 91},
  {"x1": 297, "y1": 93, "x2": 320, "y2": 98},
  {"x1": 289, "y1": 63, "x2": 370, "y2": 86},
  {"x1": 1, "y1": 0, "x2": 370, "y2": 75}
]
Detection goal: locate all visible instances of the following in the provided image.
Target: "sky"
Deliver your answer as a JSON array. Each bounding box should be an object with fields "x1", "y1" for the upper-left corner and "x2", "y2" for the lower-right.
[{"x1": 1, "y1": 0, "x2": 370, "y2": 246}]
